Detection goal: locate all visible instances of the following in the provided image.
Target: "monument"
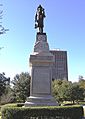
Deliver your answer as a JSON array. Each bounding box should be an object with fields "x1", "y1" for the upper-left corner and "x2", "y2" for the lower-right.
[{"x1": 25, "y1": 5, "x2": 58, "y2": 106}]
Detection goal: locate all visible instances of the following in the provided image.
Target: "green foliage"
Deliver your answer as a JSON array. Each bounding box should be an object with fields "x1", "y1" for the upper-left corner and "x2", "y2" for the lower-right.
[
  {"x1": 52, "y1": 80, "x2": 72, "y2": 102},
  {"x1": 0, "y1": 86, "x2": 16, "y2": 105},
  {"x1": 12, "y1": 72, "x2": 31, "y2": 102},
  {"x1": 52, "y1": 80, "x2": 84, "y2": 103},
  {"x1": 79, "y1": 76, "x2": 85, "y2": 90},
  {"x1": 1, "y1": 103, "x2": 24, "y2": 108},
  {"x1": 66, "y1": 83, "x2": 84, "y2": 103},
  {"x1": 1, "y1": 105, "x2": 83, "y2": 119},
  {"x1": 0, "y1": 73, "x2": 10, "y2": 99}
]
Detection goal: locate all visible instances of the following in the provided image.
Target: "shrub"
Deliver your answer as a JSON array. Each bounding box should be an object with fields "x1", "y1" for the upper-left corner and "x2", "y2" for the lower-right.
[{"x1": 1, "y1": 104, "x2": 83, "y2": 119}]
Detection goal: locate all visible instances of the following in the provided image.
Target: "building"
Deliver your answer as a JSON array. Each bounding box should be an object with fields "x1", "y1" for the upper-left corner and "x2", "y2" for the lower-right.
[{"x1": 50, "y1": 49, "x2": 68, "y2": 80}]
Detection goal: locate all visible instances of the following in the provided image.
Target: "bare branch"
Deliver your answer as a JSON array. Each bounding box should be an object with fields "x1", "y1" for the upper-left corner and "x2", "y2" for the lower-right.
[
  {"x1": 0, "y1": 47, "x2": 4, "y2": 50},
  {"x1": 0, "y1": 4, "x2": 9, "y2": 35}
]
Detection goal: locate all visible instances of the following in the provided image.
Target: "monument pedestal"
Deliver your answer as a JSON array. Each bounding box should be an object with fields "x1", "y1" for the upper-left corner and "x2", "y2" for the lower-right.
[{"x1": 25, "y1": 33, "x2": 58, "y2": 106}]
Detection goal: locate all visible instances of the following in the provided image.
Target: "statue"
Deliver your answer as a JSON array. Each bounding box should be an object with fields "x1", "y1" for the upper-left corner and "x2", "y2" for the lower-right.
[{"x1": 35, "y1": 5, "x2": 46, "y2": 33}]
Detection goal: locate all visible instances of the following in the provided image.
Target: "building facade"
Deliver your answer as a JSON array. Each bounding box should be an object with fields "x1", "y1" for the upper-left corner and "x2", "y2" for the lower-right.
[{"x1": 50, "y1": 50, "x2": 68, "y2": 80}]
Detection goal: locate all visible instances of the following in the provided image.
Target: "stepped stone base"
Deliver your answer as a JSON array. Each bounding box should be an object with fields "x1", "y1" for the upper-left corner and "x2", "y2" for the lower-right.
[{"x1": 25, "y1": 95, "x2": 58, "y2": 106}]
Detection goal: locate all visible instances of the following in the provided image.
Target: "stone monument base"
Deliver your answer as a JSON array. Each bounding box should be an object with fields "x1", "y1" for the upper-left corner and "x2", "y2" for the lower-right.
[
  {"x1": 25, "y1": 95, "x2": 58, "y2": 106},
  {"x1": 25, "y1": 33, "x2": 59, "y2": 106}
]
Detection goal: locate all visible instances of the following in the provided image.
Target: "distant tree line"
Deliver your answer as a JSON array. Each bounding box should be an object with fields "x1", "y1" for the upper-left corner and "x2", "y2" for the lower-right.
[
  {"x1": 52, "y1": 77, "x2": 85, "y2": 104},
  {"x1": 0, "y1": 72, "x2": 30, "y2": 104},
  {"x1": 0, "y1": 72, "x2": 85, "y2": 105}
]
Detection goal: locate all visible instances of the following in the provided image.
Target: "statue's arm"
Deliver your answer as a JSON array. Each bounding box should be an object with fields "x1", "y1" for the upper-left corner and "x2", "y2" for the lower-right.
[
  {"x1": 35, "y1": 13, "x2": 37, "y2": 22},
  {"x1": 43, "y1": 9, "x2": 46, "y2": 18}
]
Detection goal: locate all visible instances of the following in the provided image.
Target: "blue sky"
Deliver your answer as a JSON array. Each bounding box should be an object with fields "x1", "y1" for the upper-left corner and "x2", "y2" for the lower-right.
[{"x1": 0, "y1": 0, "x2": 85, "y2": 82}]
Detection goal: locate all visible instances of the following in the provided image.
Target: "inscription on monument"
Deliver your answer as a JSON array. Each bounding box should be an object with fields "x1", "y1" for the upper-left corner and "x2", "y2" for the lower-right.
[{"x1": 33, "y1": 68, "x2": 51, "y2": 94}]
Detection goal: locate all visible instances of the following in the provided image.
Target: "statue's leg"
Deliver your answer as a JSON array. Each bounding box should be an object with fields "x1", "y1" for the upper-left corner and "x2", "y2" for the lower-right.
[
  {"x1": 39, "y1": 27, "x2": 40, "y2": 33},
  {"x1": 39, "y1": 27, "x2": 43, "y2": 33}
]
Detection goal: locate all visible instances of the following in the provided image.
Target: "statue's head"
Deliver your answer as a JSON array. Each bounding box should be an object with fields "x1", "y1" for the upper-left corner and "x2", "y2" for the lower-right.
[
  {"x1": 38, "y1": 5, "x2": 42, "y2": 9},
  {"x1": 37, "y1": 5, "x2": 42, "y2": 11}
]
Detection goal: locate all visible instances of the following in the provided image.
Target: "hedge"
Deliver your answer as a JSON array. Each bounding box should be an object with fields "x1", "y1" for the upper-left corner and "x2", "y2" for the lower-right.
[{"x1": 1, "y1": 104, "x2": 83, "y2": 119}]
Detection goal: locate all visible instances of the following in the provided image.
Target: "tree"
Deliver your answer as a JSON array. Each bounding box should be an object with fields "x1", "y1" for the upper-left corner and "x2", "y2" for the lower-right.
[
  {"x1": 78, "y1": 76, "x2": 85, "y2": 89},
  {"x1": 0, "y1": 73, "x2": 10, "y2": 100},
  {"x1": 65, "y1": 83, "x2": 84, "y2": 104},
  {"x1": 78, "y1": 76, "x2": 85, "y2": 100},
  {"x1": 52, "y1": 80, "x2": 84, "y2": 104},
  {"x1": 0, "y1": 85, "x2": 16, "y2": 104},
  {"x1": 0, "y1": 4, "x2": 8, "y2": 35},
  {"x1": 12, "y1": 72, "x2": 31, "y2": 102},
  {"x1": 52, "y1": 79, "x2": 72, "y2": 102}
]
